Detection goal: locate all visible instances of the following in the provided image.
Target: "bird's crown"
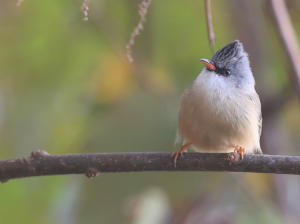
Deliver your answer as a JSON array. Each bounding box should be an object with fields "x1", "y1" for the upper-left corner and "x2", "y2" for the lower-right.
[{"x1": 211, "y1": 40, "x2": 244, "y2": 67}]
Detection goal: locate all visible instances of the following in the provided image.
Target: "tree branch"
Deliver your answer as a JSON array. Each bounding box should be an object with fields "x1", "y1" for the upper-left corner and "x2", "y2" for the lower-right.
[
  {"x1": 205, "y1": 0, "x2": 216, "y2": 54},
  {"x1": 269, "y1": 0, "x2": 300, "y2": 100},
  {"x1": 1, "y1": 150, "x2": 300, "y2": 182}
]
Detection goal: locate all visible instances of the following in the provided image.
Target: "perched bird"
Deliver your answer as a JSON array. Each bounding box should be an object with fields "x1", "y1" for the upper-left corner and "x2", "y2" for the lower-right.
[{"x1": 172, "y1": 40, "x2": 262, "y2": 166}]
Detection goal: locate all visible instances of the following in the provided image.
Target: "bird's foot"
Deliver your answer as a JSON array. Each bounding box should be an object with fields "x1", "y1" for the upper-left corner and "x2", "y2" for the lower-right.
[
  {"x1": 171, "y1": 142, "x2": 192, "y2": 167},
  {"x1": 235, "y1": 146, "x2": 245, "y2": 160}
]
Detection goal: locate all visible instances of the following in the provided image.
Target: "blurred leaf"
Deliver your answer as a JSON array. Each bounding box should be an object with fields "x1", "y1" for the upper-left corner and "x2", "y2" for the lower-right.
[{"x1": 91, "y1": 54, "x2": 136, "y2": 103}]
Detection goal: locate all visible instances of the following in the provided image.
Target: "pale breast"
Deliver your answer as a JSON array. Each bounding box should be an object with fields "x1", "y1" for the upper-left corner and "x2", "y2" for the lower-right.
[{"x1": 177, "y1": 83, "x2": 261, "y2": 153}]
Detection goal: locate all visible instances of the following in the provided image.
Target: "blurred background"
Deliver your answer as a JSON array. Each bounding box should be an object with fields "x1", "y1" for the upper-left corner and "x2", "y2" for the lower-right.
[{"x1": 0, "y1": 0, "x2": 300, "y2": 223}]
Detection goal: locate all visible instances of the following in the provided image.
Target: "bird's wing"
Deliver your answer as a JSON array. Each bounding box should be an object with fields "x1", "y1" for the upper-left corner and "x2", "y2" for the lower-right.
[
  {"x1": 258, "y1": 111, "x2": 262, "y2": 138},
  {"x1": 248, "y1": 93, "x2": 262, "y2": 154}
]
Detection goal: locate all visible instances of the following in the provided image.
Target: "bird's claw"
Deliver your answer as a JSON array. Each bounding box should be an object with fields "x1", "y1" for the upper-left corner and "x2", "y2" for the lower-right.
[
  {"x1": 235, "y1": 146, "x2": 245, "y2": 160},
  {"x1": 171, "y1": 142, "x2": 192, "y2": 167}
]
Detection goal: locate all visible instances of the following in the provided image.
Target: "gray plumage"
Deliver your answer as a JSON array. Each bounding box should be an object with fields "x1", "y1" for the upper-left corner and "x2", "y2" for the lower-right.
[{"x1": 176, "y1": 40, "x2": 262, "y2": 154}]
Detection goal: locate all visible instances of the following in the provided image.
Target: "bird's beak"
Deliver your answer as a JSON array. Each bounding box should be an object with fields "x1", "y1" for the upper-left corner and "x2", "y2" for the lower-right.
[{"x1": 199, "y1": 58, "x2": 216, "y2": 71}]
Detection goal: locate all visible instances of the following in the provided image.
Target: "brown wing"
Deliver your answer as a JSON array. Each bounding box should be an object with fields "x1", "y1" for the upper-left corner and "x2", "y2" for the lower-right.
[
  {"x1": 258, "y1": 111, "x2": 262, "y2": 138},
  {"x1": 248, "y1": 93, "x2": 262, "y2": 154}
]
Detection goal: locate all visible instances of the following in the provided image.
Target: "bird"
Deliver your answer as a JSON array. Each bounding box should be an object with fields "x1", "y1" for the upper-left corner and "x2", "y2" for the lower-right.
[{"x1": 171, "y1": 40, "x2": 262, "y2": 166}]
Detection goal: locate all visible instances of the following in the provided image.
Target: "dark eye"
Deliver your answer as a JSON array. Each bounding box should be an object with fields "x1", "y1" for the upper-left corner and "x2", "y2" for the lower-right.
[{"x1": 224, "y1": 70, "x2": 230, "y2": 76}]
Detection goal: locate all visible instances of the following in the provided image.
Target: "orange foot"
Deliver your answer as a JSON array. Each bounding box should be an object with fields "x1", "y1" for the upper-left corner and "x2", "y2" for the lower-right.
[
  {"x1": 171, "y1": 142, "x2": 192, "y2": 167},
  {"x1": 235, "y1": 146, "x2": 245, "y2": 160}
]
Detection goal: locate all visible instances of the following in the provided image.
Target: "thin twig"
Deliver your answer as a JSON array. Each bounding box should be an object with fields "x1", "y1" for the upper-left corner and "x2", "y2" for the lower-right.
[
  {"x1": 1, "y1": 150, "x2": 300, "y2": 183},
  {"x1": 81, "y1": 0, "x2": 91, "y2": 21},
  {"x1": 205, "y1": 0, "x2": 216, "y2": 54},
  {"x1": 16, "y1": 0, "x2": 25, "y2": 6},
  {"x1": 126, "y1": 0, "x2": 152, "y2": 63},
  {"x1": 269, "y1": 0, "x2": 300, "y2": 100}
]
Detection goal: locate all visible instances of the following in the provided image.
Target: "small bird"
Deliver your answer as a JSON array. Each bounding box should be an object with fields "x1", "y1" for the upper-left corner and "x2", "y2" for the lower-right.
[{"x1": 172, "y1": 40, "x2": 262, "y2": 166}]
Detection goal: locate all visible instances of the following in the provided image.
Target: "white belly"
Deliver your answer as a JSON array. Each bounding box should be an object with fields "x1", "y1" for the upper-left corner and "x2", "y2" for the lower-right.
[{"x1": 177, "y1": 83, "x2": 261, "y2": 154}]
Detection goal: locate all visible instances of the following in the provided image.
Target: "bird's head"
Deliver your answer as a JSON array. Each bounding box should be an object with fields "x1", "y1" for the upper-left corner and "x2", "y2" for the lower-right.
[{"x1": 199, "y1": 40, "x2": 254, "y2": 88}]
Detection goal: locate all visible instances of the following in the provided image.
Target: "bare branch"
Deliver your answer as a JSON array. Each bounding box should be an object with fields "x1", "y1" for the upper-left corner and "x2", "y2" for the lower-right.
[
  {"x1": 269, "y1": 0, "x2": 300, "y2": 100},
  {"x1": 205, "y1": 0, "x2": 216, "y2": 54},
  {"x1": 126, "y1": 0, "x2": 152, "y2": 63},
  {"x1": 1, "y1": 151, "x2": 300, "y2": 182}
]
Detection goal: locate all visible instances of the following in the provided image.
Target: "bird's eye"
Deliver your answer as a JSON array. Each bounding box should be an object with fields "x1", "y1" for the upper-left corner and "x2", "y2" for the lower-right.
[{"x1": 224, "y1": 70, "x2": 231, "y2": 76}]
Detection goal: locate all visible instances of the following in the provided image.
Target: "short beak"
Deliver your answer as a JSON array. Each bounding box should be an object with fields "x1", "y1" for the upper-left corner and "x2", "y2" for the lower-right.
[{"x1": 199, "y1": 58, "x2": 216, "y2": 71}]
